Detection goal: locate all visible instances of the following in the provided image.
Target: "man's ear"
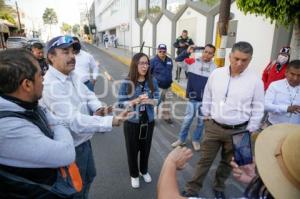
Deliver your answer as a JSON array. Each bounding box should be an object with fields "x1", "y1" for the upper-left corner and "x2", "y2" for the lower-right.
[{"x1": 20, "y1": 79, "x2": 33, "y2": 92}]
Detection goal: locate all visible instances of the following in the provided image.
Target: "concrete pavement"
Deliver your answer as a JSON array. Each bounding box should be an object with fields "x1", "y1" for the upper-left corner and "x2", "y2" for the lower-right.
[{"x1": 94, "y1": 43, "x2": 188, "y2": 99}]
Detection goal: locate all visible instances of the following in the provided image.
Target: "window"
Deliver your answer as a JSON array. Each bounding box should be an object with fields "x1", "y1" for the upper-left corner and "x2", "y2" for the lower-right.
[
  {"x1": 138, "y1": 0, "x2": 147, "y2": 21},
  {"x1": 149, "y1": 0, "x2": 162, "y2": 19},
  {"x1": 191, "y1": 0, "x2": 220, "y2": 8},
  {"x1": 167, "y1": 0, "x2": 185, "y2": 14}
]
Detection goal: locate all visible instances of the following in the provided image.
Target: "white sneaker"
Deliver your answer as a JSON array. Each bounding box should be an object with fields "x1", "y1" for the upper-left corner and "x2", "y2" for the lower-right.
[
  {"x1": 171, "y1": 140, "x2": 185, "y2": 148},
  {"x1": 131, "y1": 177, "x2": 140, "y2": 188},
  {"x1": 192, "y1": 141, "x2": 200, "y2": 151},
  {"x1": 140, "y1": 172, "x2": 152, "y2": 183}
]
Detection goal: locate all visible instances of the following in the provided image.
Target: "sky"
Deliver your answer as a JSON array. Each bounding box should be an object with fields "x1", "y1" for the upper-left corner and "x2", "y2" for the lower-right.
[{"x1": 6, "y1": 0, "x2": 93, "y2": 26}]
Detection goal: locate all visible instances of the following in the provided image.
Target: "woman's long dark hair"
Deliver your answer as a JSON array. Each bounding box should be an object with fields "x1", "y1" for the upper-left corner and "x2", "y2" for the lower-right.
[
  {"x1": 244, "y1": 176, "x2": 274, "y2": 199},
  {"x1": 127, "y1": 52, "x2": 154, "y2": 95}
]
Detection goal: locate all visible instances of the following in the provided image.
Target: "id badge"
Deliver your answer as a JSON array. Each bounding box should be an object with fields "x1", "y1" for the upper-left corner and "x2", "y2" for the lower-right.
[
  {"x1": 140, "y1": 105, "x2": 146, "y2": 112},
  {"x1": 139, "y1": 123, "x2": 148, "y2": 140}
]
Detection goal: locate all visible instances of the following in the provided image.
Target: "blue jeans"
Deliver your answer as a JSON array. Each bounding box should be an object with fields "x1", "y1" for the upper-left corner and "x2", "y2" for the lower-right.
[
  {"x1": 178, "y1": 100, "x2": 204, "y2": 142},
  {"x1": 84, "y1": 80, "x2": 94, "y2": 92}
]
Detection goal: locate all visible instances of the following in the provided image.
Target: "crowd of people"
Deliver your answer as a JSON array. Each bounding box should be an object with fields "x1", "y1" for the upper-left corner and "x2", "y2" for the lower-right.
[{"x1": 0, "y1": 31, "x2": 299, "y2": 199}]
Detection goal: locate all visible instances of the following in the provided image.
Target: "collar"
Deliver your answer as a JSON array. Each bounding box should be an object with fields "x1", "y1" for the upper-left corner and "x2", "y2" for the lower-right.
[
  {"x1": 0, "y1": 94, "x2": 38, "y2": 110},
  {"x1": 227, "y1": 65, "x2": 250, "y2": 77},
  {"x1": 196, "y1": 58, "x2": 213, "y2": 65},
  {"x1": 48, "y1": 65, "x2": 71, "y2": 83}
]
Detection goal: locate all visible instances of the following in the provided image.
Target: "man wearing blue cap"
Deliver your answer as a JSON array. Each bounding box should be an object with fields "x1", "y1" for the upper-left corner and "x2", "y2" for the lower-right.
[
  {"x1": 150, "y1": 44, "x2": 173, "y2": 123},
  {"x1": 41, "y1": 35, "x2": 129, "y2": 198}
]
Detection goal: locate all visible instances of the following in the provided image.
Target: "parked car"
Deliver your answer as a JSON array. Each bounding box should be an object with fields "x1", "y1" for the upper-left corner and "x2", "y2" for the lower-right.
[
  {"x1": 25, "y1": 38, "x2": 45, "y2": 50},
  {"x1": 6, "y1": 37, "x2": 28, "y2": 49}
]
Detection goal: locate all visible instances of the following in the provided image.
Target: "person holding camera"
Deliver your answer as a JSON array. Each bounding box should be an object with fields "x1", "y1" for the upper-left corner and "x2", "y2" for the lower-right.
[
  {"x1": 118, "y1": 53, "x2": 159, "y2": 189},
  {"x1": 158, "y1": 124, "x2": 300, "y2": 199},
  {"x1": 171, "y1": 44, "x2": 216, "y2": 151},
  {"x1": 173, "y1": 30, "x2": 194, "y2": 81}
]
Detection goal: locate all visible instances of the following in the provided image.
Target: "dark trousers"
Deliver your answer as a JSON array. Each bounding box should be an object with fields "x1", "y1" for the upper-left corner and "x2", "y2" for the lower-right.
[
  {"x1": 185, "y1": 120, "x2": 246, "y2": 194},
  {"x1": 123, "y1": 121, "x2": 155, "y2": 178},
  {"x1": 73, "y1": 140, "x2": 96, "y2": 199}
]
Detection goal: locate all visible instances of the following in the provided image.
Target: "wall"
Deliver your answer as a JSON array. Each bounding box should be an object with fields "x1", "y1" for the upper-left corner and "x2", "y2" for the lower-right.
[
  {"x1": 213, "y1": 2, "x2": 275, "y2": 74},
  {"x1": 157, "y1": 15, "x2": 172, "y2": 54},
  {"x1": 142, "y1": 20, "x2": 153, "y2": 56},
  {"x1": 177, "y1": 7, "x2": 207, "y2": 46},
  {"x1": 95, "y1": 0, "x2": 130, "y2": 32}
]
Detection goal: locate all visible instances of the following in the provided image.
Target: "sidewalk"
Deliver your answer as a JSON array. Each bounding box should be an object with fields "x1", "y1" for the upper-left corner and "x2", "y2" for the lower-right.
[{"x1": 94, "y1": 43, "x2": 188, "y2": 99}]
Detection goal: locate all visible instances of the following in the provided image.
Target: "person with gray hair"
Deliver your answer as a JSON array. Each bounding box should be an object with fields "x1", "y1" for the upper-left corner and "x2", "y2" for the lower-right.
[{"x1": 182, "y1": 41, "x2": 264, "y2": 198}]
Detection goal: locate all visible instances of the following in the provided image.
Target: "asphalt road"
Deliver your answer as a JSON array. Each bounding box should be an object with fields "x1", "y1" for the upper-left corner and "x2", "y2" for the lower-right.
[{"x1": 82, "y1": 43, "x2": 245, "y2": 199}]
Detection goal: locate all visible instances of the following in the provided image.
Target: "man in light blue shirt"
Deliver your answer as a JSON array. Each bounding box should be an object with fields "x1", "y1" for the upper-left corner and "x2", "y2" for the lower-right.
[
  {"x1": 42, "y1": 35, "x2": 128, "y2": 199},
  {"x1": 265, "y1": 60, "x2": 300, "y2": 125}
]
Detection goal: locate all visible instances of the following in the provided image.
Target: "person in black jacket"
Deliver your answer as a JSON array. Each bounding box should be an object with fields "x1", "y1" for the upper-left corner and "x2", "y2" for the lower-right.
[
  {"x1": 30, "y1": 42, "x2": 49, "y2": 75},
  {"x1": 173, "y1": 30, "x2": 194, "y2": 81}
]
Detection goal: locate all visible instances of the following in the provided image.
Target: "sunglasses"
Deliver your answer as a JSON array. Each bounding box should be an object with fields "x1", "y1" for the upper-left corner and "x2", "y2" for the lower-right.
[
  {"x1": 48, "y1": 36, "x2": 74, "y2": 50},
  {"x1": 158, "y1": 50, "x2": 166, "y2": 53}
]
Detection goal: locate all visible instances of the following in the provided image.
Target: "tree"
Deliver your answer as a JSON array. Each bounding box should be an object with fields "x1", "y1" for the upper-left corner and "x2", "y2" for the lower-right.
[
  {"x1": 61, "y1": 22, "x2": 72, "y2": 34},
  {"x1": 0, "y1": 0, "x2": 16, "y2": 25},
  {"x1": 72, "y1": 24, "x2": 80, "y2": 36},
  {"x1": 42, "y1": 8, "x2": 58, "y2": 40},
  {"x1": 236, "y1": 0, "x2": 300, "y2": 60}
]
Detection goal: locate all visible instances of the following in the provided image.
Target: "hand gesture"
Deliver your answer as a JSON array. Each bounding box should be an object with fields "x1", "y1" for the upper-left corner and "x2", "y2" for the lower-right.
[
  {"x1": 139, "y1": 93, "x2": 149, "y2": 104},
  {"x1": 94, "y1": 105, "x2": 113, "y2": 116},
  {"x1": 166, "y1": 147, "x2": 193, "y2": 170},
  {"x1": 187, "y1": 45, "x2": 196, "y2": 54},
  {"x1": 287, "y1": 105, "x2": 300, "y2": 114},
  {"x1": 230, "y1": 157, "x2": 256, "y2": 184},
  {"x1": 112, "y1": 108, "x2": 134, "y2": 126}
]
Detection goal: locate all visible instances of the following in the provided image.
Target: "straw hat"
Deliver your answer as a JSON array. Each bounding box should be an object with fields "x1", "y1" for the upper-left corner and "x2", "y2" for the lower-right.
[{"x1": 255, "y1": 124, "x2": 300, "y2": 199}]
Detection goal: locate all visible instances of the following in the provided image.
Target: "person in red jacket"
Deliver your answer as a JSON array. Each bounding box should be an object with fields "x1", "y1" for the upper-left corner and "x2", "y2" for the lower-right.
[{"x1": 262, "y1": 47, "x2": 290, "y2": 91}]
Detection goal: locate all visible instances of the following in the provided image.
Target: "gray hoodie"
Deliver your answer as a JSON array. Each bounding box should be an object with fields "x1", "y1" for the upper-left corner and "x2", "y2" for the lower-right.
[{"x1": 0, "y1": 97, "x2": 75, "y2": 168}]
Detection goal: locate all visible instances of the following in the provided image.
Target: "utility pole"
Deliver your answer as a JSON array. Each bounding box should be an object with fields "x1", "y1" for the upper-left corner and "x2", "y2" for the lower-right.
[
  {"x1": 15, "y1": 1, "x2": 22, "y2": 32},
  {"x1": 214, "y1": 0, "x2": 231, "y2": 67},
  {"x1": 85, "y1": 1, "x2": 92, "y2": 40}
]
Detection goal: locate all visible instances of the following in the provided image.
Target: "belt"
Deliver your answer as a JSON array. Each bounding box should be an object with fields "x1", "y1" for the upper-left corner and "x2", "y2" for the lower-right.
[{"x1": 212, "y1": 120, "x2": 248, "y2": 129}]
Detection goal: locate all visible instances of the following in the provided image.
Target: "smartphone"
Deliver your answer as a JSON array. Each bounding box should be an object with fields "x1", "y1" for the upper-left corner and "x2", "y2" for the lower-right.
[
  {"x1": 231, "y1": 130, "x2": 253, "y2": 166},
  {"x1": 139, "y1": 123, "x2": 148, "y2": 140}
]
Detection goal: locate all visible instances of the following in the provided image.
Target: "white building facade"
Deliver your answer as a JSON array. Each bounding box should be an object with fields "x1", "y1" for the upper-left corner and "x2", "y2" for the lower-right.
[{"x1": 94, "y1": 0, "x2": 292, "y2": 73}]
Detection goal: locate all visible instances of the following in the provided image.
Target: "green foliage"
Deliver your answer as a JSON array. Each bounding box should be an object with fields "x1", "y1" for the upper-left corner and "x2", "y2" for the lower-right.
[
  {"x1": 0, "y1": 11, "x2": 16, "y2": 25},
  {"x1": 236, "y1": 0, "x2": 300, "y2": 26},
  {"x1": 72, "y1": 24, "x2": 80, "y2": 36},
  {"x1": 61, "y1": 22, "x2": 72, "y2": 34},
  {"x1": 42, "y1": 8, "x2": 58, "y2": 25},
  {"x1": 0, "y1": 0, "x2": 16, "y2": 25}
]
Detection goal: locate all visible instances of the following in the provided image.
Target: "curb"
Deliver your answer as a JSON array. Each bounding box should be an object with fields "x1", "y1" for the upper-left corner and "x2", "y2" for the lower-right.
[{"x1": 96, "y1": 45, "x2": 187, "y2": 100}]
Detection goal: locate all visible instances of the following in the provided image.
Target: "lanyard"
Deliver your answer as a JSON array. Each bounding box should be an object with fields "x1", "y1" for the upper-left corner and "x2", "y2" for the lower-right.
[
  {"x1": 224, "y1": 68, "x2": 232, "y2": 103},
  {"x1": 286, "y1": 80, "x2": 299, "y2": 106}
]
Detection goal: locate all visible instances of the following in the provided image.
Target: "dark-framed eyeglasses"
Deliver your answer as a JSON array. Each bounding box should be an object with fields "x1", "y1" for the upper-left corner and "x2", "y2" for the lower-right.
[{"x1": 138, "y1": 61, "x2": 149, "y2": 66}]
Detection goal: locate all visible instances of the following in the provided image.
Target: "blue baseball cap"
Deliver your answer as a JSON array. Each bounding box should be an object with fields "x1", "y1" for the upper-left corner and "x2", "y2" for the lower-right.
[
  {"x1": 157, "y1": 44, "x2": 167, "y2": 51},
  {"x1": 46, "y1": 35, "x2": 75, "y2": 54}
]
